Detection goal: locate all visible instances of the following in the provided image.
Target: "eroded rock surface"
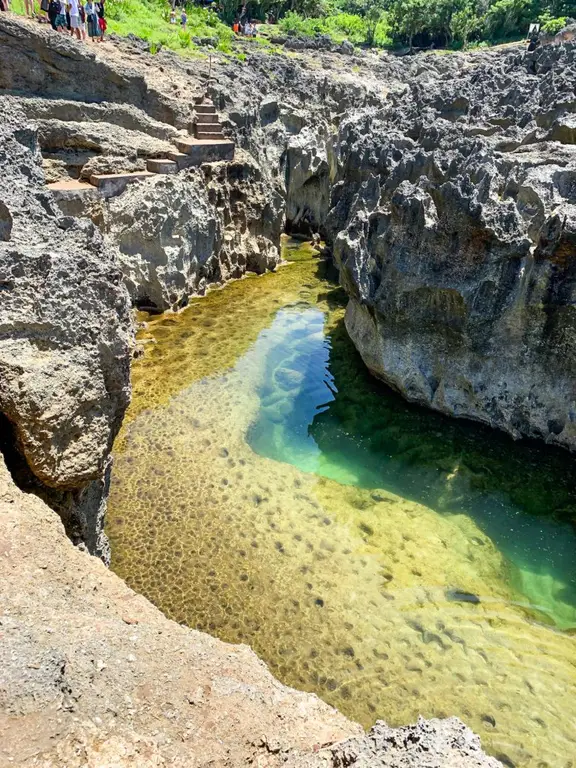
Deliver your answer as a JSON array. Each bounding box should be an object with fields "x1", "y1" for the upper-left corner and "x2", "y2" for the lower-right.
[
  {"x1": 0, "y1": 96, "x2": 132, "y2": 556},
  {"x1": 328, "y1": 40, "x2": 576, "y2": 449},
  {"x1": 99, "y1": 152, "x2": 283, "y2": 311},
  {"x1": 329, "y1": 718, "x2": 502, "y2": 767}
]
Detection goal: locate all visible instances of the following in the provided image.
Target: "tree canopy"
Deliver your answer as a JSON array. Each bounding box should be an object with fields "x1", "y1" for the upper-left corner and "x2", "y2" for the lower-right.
[{"x1": 270, "y1": 0, "x2": 575, "y2": 49}]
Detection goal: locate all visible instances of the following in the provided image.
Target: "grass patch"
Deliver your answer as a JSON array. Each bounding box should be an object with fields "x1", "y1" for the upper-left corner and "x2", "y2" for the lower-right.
[
  {"x1": 10, "y1": 0, "x2": 235, "y2": 54},
  {"x1": 107, "y1": 0, "x2": 234, "y2": 53}
]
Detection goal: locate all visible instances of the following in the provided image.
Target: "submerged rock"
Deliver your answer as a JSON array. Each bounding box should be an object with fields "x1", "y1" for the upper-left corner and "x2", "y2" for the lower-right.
[
  {"x1": 0, "y1": 455, "x2": 501, "y2": 767},
  {"x1": 328, "y1": 41, "x2": 576, "y2": 450}
]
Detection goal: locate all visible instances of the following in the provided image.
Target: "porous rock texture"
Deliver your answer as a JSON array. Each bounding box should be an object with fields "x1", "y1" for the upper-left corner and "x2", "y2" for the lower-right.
[
  {"x1": 0, "y1": 95, "x2": 132, "y2": 559},
  {"x1": 329, "y1": 718, "x2": 502, "y2": 768},
  {"x1": 99, "y1": 153, "x2": 284, "y2": 311},
  {"x1": 328, "y1": 39, "x2": 576, "y2": 450},
  {"x1": 0, "y1": 456, "x2": 499, "y2": 768}
]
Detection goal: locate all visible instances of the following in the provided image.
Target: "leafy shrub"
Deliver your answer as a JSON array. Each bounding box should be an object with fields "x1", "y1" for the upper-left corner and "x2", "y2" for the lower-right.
[
  {"x1": 539, "y1": 10, "x2": 568, "y2": 32},
  {"x1": 279, "y1": 8, "x2": 391, "y2": 46}
]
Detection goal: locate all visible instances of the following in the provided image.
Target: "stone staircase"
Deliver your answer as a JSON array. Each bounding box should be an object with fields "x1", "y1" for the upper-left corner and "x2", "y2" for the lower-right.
[
  {"x1": 46, "y1": 98, "x2": 234, "y2": 201},
  {"x1": 194, "y1": 101, "x2": 225, "y2": 141}
]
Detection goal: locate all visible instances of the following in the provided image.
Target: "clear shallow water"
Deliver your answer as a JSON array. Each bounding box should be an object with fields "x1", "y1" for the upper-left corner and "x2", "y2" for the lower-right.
[
  {"x1": 248, "y1": 306, "x2": 576, "y2": 631},
  {"x1": 108, "y1": 242, "x2": 576, "y2": 768}
]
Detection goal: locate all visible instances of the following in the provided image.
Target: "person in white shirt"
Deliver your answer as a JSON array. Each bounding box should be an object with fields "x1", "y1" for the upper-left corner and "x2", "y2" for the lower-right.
[{"x1": 68, "y1": 0, "x2": 82, "y2": 39}]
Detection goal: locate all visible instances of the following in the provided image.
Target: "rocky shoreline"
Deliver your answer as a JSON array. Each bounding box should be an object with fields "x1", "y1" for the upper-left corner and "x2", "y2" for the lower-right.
[
  {"x1": 327, "y1": 40, "x2": 576, "y2": 451},
  {"x1": 2, "y1": 12, "x2": 574, "y2": 766}
]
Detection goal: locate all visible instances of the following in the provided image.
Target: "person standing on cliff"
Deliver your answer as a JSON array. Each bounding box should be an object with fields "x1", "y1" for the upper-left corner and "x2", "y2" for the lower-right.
[
  {"x1": 54, "y1": 0, "x2": 67, "y2": 31},
  {"x1": 95, "y1": 0, "x2": 106, "y2": 41},
  {"x1": 68, "y1": 0, "x2": 82, "y2": 39},
  {"x1": 39, "y1": 0, "x2": 50, "y2": 22},
  {"x1": 85, "y1": 0, "x2": 99, "y2": 39},
  {"x1": 48, "y1": 0, "x2": 59, "y2": 28}
]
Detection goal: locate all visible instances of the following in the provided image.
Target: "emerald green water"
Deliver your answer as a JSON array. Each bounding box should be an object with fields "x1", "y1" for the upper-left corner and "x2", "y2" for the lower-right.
[
  {"x1": 248, "y1": 305, "x2": 576, "y2": 630},
  {"x1": 108, "y1": 243, "x2": 576, "y2": 768}
]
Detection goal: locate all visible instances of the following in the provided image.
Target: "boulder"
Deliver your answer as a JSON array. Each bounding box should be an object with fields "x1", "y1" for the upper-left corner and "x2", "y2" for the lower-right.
[{"x1": 327, "y1": 40, "x2": 576, "y2": 450}]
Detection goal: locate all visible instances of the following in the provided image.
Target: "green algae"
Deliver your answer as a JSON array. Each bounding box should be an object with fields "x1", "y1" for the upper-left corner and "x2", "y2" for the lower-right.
[{"x1": 108, "y1": 239, "x2": 576, "y2": 768}]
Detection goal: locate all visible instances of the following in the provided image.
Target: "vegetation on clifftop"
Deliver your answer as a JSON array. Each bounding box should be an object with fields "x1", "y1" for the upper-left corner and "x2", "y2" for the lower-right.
[
  {"x1": 11, "y1": 0, "x2": 575, "y2": 53},
  {"x1": 278, "y1": 0, "x2": 575, "y2": 49}
]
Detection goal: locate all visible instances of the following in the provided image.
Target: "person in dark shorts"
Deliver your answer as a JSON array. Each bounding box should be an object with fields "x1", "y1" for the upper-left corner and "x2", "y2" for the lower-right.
[
  {"x1": 54, "y1": 0, "x2": 67, "y2": 30},
  {"x1": 48, "y1": 0, "x2": 59, "y2": 28}
]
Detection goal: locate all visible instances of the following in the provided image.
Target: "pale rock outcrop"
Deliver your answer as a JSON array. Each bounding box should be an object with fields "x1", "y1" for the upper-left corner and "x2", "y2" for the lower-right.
[
  {"x1": 99, "y1": 152, "x2": 283, "y2": 311},
  {"x1": 0, "y1": 15, "x2": 194, "y2": 127},
  {"x1": 286, "y1": 126, "x2": 331, "y2": 234},
  {"x1": 0, "y1": 95, "x2": 133, "y2": 557},
  {"x1": 328, "y1": 40, "x2": 576, "y2": 450}
]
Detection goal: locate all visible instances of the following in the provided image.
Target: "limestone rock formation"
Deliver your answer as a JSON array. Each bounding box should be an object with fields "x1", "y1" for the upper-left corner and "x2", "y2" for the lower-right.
[
  {"x1": 0, "y1": 15, "x2": 193, "y2": 127},
  {"x1": 328, "y1": 40, "x2": 576, "y2": 450},
  {"x1": 99, "y1": 153, "x2": 283, "y2": 311},
  {"x1": 329, "y1": 718, "x2": 502, "y2": 767},
  {"x1": 0, "y1": 96, "x2": 133, "y2": 557}
]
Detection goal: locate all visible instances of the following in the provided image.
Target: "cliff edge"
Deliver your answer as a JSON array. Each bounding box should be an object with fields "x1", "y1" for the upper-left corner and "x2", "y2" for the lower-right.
[{"x1": 328, "y1": 38, "x2": 576, "y2": 449}]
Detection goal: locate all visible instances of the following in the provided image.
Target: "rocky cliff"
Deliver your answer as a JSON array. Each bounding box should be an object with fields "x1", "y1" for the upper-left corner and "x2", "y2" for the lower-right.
[
  {"x1": 0, "y1": 13, "x2": 554, "y2": 766},
  {"x1": 327, "y1": 40, "x2": 576, "y2": 450},
  {"x1": 0, "y1": 95, "x2": 132, "y2": 560}
]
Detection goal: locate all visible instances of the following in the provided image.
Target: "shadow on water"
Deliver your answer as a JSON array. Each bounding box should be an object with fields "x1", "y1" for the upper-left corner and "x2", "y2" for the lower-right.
[{"x1": 248, "y1": 275, "x2": 576, "y2": 630}]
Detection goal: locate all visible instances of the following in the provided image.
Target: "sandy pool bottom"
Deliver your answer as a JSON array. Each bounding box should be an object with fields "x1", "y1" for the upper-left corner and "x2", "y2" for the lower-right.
[{"x1": 108, "y1": 248, "x2": 576, "y2": 768}]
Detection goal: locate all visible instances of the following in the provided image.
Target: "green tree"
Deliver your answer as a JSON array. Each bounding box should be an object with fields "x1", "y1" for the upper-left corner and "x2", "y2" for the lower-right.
[
  {"x1": 450, "y1": 4, "x2": 480, "y2": 45},
  {"x1": 390, "y1": 0, "x2": 429, "y2": 48},
  {"x1": 365, "y1": 2, "x2": 387, "y2": 44},
  {"x1": 483, "y1": 0, "x2": 532, "y2": 40}
]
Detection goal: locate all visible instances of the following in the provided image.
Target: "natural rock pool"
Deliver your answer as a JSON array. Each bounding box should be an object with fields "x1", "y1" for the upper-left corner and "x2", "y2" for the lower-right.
[{"x1": 108, "y1": 239, "x2": 576, "y2": 768}]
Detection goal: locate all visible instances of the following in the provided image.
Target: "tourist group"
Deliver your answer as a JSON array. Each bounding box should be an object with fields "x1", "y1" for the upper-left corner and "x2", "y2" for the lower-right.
[
  {"x1": 0, "y1": 0, "x2": 106, "y2": 41},
  {"x1": 232, "y1": 18, "x2": 258, "y2": 37}
]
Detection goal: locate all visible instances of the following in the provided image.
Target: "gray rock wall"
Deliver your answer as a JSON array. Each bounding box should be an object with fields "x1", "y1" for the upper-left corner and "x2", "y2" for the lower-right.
[
  {"x1": 99, "y1": 154, "x2": 283, "y2": 312},
  {"x1": 0, "y1": 97, "x2": 133, "y2": 559},
  {"x1": 327, "y1": 42, "x2": 576, "y2": 450}
]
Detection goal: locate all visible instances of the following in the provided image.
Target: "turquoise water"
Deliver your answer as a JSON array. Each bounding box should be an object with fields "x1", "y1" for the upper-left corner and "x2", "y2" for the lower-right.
[{"x1": 247, "y1": 306, "x2": 576, "y2": 630}]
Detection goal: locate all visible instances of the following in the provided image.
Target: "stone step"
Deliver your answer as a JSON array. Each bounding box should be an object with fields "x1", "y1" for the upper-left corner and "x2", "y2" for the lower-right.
[
  {"x1": 195, "y1": 104, "x2": 217, "y2": 115},
  {"x1": 196, "y1": 121, "x2": 222, "y2": 131},
  {"x1": 169, "y1": 139, "x2": 235, "y2": 167},
  {"x1": 47, "y1": 179, "x2": 95, "y2": 193},
  {"x1": 146, "y1": 158, "x2": 178, "y2": 174},
  {"x1": 196, "y1": 112, "x2": 219, "y2": 124},
  {"x1": 89, "y1": 171, "x2": 154, "y2": 198},
  {"x1": 47, "y1": 179, "x2": 100, "y2": 215},
  {"x1": 196, "y1": 132, "x2": 226, "y2": 141},
  {"x1": 167, "y1": 151, "x2": 199, "y2": 170}
]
